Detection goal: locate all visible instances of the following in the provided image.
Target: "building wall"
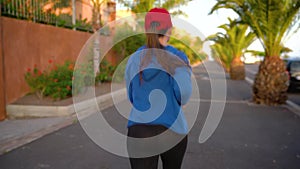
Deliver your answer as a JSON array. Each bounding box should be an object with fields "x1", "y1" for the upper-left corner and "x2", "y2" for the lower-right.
[
  {"x1": 1, "y1": 16, "x2": 92, "y2": 106},
  {"x1": 76, "y1": 0, "x2": 93, "y2": 22},
  {"x1": 0, "y1": 16, "x2": 6, "y2": 120}
]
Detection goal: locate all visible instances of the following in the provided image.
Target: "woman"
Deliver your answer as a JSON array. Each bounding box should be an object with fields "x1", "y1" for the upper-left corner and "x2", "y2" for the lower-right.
[{"x1": 125, "y1": 8, "x2": 192, "y2": 169}]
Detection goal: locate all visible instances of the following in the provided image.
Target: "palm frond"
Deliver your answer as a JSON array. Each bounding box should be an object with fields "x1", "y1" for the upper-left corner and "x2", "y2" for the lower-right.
[{"x1": 210, "y1": 0, "x2": 300, "y2": 57}]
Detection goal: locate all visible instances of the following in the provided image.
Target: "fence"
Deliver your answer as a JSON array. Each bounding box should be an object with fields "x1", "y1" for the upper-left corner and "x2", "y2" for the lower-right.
[{"x1": 0, "y1": 0, "x2": 93, "y2": 32}]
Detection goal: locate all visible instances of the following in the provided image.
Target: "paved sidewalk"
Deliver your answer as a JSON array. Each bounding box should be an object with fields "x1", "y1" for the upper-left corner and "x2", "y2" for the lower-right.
[
  {"x1": 0, "y1": 82, "x2": 124, "y2": 155},
  {"x1": 0, "y1": 116, "x2": 75, "y2": 154}
]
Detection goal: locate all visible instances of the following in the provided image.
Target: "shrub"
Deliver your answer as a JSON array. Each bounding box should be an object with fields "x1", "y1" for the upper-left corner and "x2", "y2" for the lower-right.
[
  {"x1": 43, "y1": 61, "x2": 74, "y2": 100},
  {"x1": 25, "y1": 60, "x2": 74, "y2": 100},
  {"x1": 113, "y1": 23, "x2": 146, "y2": 58},
  {"x1": 112, "y1": 23, "x2": 207, "y2": 64},
  {"x1": 95, "y1": 59, "x2": 116, "y2": 83},
  {"x1": 24, "y1": 65, "x2": 50, "y2": 99},
  {"x1": 72, "y1": 60, "x2": 95, "y2": 94},
  {"x1": 169, "y1": 30, "x2": 207, "y2": 64},
  {"x1": 25, "y1": 59, "x2": 117, "y2": 100}
]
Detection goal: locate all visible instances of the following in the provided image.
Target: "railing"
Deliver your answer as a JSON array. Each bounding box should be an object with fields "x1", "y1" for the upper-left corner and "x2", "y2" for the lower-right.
[{"x1": 0, "y1": 0, "x2": 93, "y2": 32}]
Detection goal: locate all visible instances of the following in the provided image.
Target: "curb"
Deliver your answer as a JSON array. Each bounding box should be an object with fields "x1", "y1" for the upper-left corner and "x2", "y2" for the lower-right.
[
  {"x1": 0, "y1": 116, "x2": 75, "y2": 155},
  {"x1": 0, "y1": 88, "x2": 126, "y2": 155},
  {"x1": 6, "y1": 88, "x2": 126, "y2": 119},
  {"x1": 286, "y1": 100, "x2": 300, "y2": 116}
]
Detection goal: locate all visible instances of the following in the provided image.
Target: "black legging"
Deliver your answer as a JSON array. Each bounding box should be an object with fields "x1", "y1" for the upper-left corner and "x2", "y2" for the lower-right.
[{"x1": 127, "y1": 125, "x2": 188, "y2": 169}]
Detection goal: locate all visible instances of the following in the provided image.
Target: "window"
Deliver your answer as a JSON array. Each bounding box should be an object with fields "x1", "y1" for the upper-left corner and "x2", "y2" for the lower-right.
[{"x1": 291, "y1": 61, "x2": 300, "y2": 72}]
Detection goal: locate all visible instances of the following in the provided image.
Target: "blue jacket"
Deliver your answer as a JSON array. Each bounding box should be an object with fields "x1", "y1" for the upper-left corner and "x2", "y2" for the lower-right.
[{"x1": 125, "y1": 45, "x2": 192, "y2": 134}]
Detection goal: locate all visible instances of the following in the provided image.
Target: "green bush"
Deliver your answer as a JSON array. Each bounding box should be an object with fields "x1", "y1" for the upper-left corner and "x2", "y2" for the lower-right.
[
  {"x1": 24, "y1": 65, "x2": 50, "y2": 99},
  {"x1": 25, "y1": 59, "x2": 117, "y2": 100},
  {"x1": 113, "y1": 23, "x2": 146, "y2": 58},
  {"x1": 95, "y1": 59, "x2": 116, "y2": 83},
  {"x1": 25, "y1": 60, "x2": 74, "y2": 100},
  {"x1": 112, "y1": 23, "x2": 207, "y2": 64},
  {"x1": 169, "y1": 28, "x2": 208, "y2": 64},
  {"x1": 43, "y1": 61, "x2": 74, "y2": 100},
  {"x1": 71, "y1": 60, "x2": 96, "y2": 97},
  {"x1": 169, "y1": 37, "x2": 206, "y2": 64}
]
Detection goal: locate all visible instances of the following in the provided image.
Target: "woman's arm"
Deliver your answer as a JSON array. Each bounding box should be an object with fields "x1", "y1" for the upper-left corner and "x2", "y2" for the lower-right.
[
  {"x1": 125, "y1": 61, "x2": 134, "y2": 104},
  {"x1": 173, "y1": 65, "x2": 192, "y2": 105}
]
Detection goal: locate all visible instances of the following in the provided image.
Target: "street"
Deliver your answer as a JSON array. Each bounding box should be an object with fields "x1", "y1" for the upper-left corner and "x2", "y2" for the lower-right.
[{"x1": 0, "y1": 61, "x2": 300, "y2": 169}]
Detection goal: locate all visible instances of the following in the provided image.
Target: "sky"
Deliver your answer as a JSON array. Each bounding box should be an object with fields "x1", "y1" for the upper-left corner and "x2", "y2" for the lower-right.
[{"x1": 179, "y1": 0, "x2": 300, "y2": 57}]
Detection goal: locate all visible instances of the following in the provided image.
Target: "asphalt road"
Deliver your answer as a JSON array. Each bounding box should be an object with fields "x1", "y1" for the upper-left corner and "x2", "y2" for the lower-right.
[
  {"x1": 1, "y1": 61, "x2": 300, "y2": 169},
  {"x1": 245, "y1": 63, "x2": 300, "y2": 106}
]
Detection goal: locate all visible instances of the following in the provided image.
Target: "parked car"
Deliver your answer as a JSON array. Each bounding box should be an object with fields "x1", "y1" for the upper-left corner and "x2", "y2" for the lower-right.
[{"x1": 284, "y1": 58, "x2": 300, "y2": 90}]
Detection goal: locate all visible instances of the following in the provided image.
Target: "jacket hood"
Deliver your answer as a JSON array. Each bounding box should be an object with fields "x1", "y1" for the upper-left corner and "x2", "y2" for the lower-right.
[{"x1": 141, "y1": 68, "x2": 163, "y2": 82}]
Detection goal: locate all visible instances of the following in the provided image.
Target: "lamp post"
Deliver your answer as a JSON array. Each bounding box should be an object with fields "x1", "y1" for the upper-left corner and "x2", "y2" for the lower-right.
[{"x1": 90, "y1": 0, "x2": 101, "y2": 76}]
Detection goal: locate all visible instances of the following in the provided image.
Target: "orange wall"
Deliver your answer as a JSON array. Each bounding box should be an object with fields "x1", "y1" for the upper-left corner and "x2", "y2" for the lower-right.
[
  {"x1": 1, "y1": 16, "x2": 92, "y2": 105},
  {"x1": 0, "y1": 16, "x2": 6, "y2": 120}
]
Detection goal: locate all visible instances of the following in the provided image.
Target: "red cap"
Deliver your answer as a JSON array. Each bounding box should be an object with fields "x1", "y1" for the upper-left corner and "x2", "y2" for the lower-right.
[{"x1": 145, "y1": 8, "x2": 173, "y2": 31}]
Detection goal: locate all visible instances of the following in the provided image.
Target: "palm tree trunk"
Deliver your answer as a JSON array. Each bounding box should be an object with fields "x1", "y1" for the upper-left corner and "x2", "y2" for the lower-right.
[
  {"x1": 252, "y1": 56, "x2": 288, "y2": 105},
  {"x1": 230, "y1": 56, "x2": 245, "y2": 80},
  {"x1": 220, "y1": 61, "x2": 230, "y2": 72}
]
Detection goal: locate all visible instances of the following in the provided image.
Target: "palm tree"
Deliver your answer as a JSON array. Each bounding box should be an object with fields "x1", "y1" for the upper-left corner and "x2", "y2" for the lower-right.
[
  {"x1": 210, "y1": 0, "x2": 300, "y2": 105},
  {"x1": 207, "y1": 33, "x2": 233, "y2": 72},
  {"x1": 226, "y1": 23, "x2": 256, "y2": 80},
  {"x1": 90, "y1": 0, "x2": 111, "y2": 31},
  {"x1": 117, "y1": 0, "x2": 191, "y2": 14},
  {"x1": 207, "y1": 19, "x2": 256, "y2": 79}
]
